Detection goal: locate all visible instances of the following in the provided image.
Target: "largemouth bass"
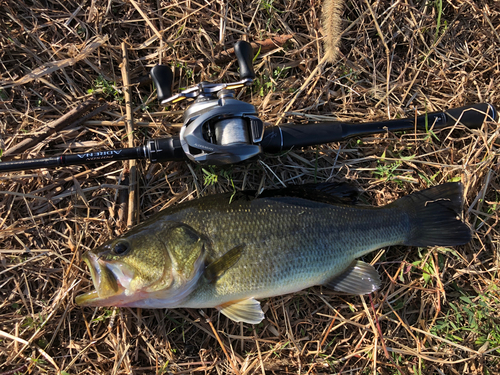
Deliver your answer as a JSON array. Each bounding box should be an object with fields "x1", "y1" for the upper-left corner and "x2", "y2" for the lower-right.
[{"x1": 76, "y1": 182, "x2": 471, "y2": 324}]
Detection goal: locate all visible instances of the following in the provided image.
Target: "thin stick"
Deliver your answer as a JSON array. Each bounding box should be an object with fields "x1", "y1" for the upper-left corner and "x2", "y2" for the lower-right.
[
  {"x1": 0, "y1": 329, "x2": 59, "y2": 372},
  {"x1": 369, "y1": 294, "x2": 390, "y2": 359},
  {"x1": 253, "y1": 326, "x2": 266, "y2": 375},
  {"x1": 129, "y1": 0, "x2": 162, "y2": 40},
  {"x1": 364, "y1": 0, "x2": 391, "y2": 114},
  {"x1": 205, "y1": 315, "x2": 240, "y2": 375},
  {"x1": 320, "y1": 310, "x2": 338, "y2": 349},
  {"x1": 121, "y1": 42, "x2": 138, "y2": 228},
  {"x1": 2, "y1": 100, "x2": 106, "y2": 160}
]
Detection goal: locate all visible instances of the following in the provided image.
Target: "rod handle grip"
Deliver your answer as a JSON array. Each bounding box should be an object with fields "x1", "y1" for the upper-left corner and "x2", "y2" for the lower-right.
[
  {"x1": 442, "y1": 103, "x2": 497, "y2": 128},
  {"x1": 151, "y1": 65, "x2": 173, "y2": 103},
  {"x1": 234, "y1": 41, "x2": 255, "y2": 80},
  {"x1": 261, "y1": 123, "x2": 343, "y2": 153}
]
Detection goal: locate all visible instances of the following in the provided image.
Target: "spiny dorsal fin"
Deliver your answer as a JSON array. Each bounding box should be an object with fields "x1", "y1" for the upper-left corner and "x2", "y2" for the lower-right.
[
  {"x1": 217, "y1": 298, "x2": 264, "y2": 324},
  {"x1": 204, "y1": 245, "x2": 245, "y2": 283},
  {"x1": 326, "y1": 260, "x2": 381, "y2": 295},
  {"x1": 222, "y1": 182, "x2": 359, "y2": 206},
  {"x1": 258, "y1": 182, "x2": 359, "y2": 205}
]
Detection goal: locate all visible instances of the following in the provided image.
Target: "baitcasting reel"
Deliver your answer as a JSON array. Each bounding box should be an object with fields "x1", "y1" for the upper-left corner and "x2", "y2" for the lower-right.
[
  {"x1": 0, "y1": 38, "x2": 496, "y2": 173},
  {"x1": 151, "y1": 41, "x2": 264, "y2": 165}
]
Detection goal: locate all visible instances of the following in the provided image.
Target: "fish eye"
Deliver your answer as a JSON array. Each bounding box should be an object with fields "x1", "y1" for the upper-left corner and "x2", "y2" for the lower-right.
[{"x1": 112, "y1": 240, "x2": 130, "y2": 256}]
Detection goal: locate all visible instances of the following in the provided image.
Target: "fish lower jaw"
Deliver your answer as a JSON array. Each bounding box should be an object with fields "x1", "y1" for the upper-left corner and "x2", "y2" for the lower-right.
[
  {"x1": 75, "y1": 290, "x2": 99, "y2": 306},
  {"x1": 75, "y1": 290, "x2": 129, "y2": 306},
  {"x1": 76, "y1": 289, "x2": 152, "y2": 307},
  {"x1": 103, "y1": 281, "x2": 204, "y2": 309}
]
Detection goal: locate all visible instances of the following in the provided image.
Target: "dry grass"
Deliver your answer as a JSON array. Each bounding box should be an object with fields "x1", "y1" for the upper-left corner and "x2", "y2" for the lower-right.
[{"x1": 0, "y1": 0, "x2": 499, "y2": 374}]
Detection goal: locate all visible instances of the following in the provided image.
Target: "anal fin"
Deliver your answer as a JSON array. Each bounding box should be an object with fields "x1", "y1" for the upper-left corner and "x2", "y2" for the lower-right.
[
  {"x1": 217, "y1": 298, "x2": 264, "y2": 324},
  {"x1": 326, "y1": 260, "x2": 381, "y2": 295}
]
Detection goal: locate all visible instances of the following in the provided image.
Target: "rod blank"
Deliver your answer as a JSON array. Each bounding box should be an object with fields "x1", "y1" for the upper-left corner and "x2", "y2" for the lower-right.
[{"x1": 0, "y1": 103, "x2": 496, "y2": 173}]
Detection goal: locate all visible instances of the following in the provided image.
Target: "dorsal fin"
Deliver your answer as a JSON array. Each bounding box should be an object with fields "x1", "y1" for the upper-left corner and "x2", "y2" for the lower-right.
[
  {"x1": 258, "y1": 182, "x2": 359, "y2": 205},
  {"x1": 209, "y1": 182, "x2": 359, "y2": 206},
  {"x1": 236, "y1": 182, "x2": 359, "y2": 205}
]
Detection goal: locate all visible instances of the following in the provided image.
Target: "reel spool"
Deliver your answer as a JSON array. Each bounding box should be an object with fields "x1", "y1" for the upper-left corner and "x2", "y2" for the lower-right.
[
  {"x1": 152, "y1": 41, "x2": 264, "y2": 165},
  {"x1": 179, "y1": 91, "x2": 263, "y2": 165}
]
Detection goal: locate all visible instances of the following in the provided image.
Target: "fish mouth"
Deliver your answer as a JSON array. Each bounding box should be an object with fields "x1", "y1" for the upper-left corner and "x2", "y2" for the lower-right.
[
  {"x1": 76, "y1": 252, "x2": 125, "y2": 306},
  {"x1": 75, "y1": 289, "x2": 100, "y2": 305}
]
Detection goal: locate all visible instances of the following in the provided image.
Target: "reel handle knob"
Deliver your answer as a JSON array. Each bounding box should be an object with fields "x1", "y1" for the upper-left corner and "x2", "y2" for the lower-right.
[
  {"x1": 234, "y1": 41, "x2": 255, "y2": 80},
  {"x1": 151, "y1": 65, "x2": 173, "y2": 103}
]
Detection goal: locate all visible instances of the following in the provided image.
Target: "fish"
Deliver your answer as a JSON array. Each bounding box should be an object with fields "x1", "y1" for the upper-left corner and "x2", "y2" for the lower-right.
[{"x1": 76, "y1": 182, "x2": 471, "y2": 324}]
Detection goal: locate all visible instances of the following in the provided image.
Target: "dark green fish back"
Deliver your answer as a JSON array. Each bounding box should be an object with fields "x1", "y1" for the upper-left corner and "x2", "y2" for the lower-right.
[{"x1": 160, "y1": 194, "x2": 409, "y2": 305}]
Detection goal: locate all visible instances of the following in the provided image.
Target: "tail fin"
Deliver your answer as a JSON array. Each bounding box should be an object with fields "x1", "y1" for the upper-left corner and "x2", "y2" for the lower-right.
[{"x1": 389, "y1": 183, "x2": 471, "y2": 247}]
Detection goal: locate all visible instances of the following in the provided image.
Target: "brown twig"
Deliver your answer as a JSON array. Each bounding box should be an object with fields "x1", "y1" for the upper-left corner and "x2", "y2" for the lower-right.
[
  {"x1": 2, "y1": 100, "x2": 107, "y2": 160},
  {"x1": 0, "y1": 364, "x2": 28, "y2": 375},
  {"x1": 214, "y1": 35, "x2": 294, "y2": 63},
  {"x1": 368, "y1": 293, "x2": 390, "y2": 359},
  {"x1": 186, "y1": 35, "x2": 294, "y2": 72},
  {"x1": 129, "y1": 0, "x2": 162, "y2": 40},
  {"x1": 120, "y1": 42, "x2": 138, "y2": 229},
  {"x1": 203, "y1": 313, "x2": 240, "y2": 375}
]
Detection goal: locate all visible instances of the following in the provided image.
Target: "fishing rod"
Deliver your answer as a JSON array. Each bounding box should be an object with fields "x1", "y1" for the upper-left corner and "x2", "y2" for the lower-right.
[{"x1": 0, "y1": 41, "x2": 497, "y2": 173}]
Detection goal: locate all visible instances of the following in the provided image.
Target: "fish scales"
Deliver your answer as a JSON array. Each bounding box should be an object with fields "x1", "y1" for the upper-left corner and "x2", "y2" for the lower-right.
[
  {"x1": 76, "y1": 183, "x2": 471, "y2": 324},
  {"x1": 163, "y1": 196, "x2": 407, "y2": 305}
]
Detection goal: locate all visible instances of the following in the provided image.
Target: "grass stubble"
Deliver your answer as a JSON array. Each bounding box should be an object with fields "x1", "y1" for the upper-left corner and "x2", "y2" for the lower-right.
[{"x1": 0, "y1": 0, "x2": 499, "y2": 374}]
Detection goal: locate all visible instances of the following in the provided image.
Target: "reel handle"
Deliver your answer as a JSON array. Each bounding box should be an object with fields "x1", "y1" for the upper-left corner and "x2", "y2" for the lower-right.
[
  {"x1": 150, "y1": 65, "x2": 173, "y2": 103},
  {"x1": 234, "y1": 41, "x2": 256, "y2": 80}
]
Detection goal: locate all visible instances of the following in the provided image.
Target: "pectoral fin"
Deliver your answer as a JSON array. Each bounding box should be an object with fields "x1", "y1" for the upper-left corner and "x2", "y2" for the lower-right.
[
  {"x1": 217, "y1": 298, "x2": 264, "y2": 324},
  {"x1": 204, "y1": 245, "x2": 245, "y2": 283},
  {"x1": 326, "y1": 260, "x2": 381, "y2": 295}
]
